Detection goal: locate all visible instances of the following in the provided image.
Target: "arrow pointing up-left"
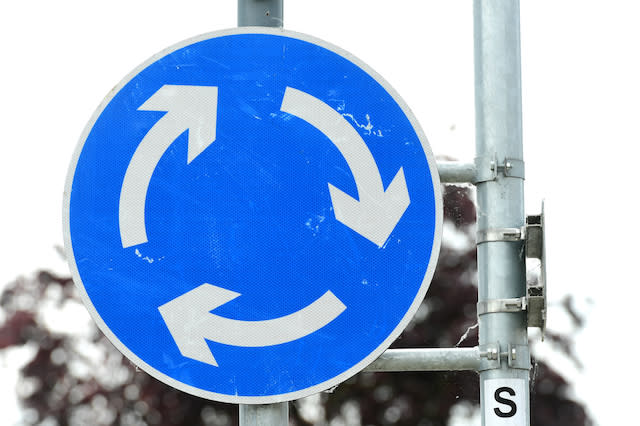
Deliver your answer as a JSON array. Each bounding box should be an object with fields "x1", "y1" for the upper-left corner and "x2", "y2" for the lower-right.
[{"x1": 119, "y1": 84, "x2": 219, "y2": 248}]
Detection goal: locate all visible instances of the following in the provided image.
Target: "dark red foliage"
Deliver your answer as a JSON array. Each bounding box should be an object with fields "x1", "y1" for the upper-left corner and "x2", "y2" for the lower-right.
[
  {"x1": 442, "y1": 185, "x2": 476, "y2": 226},
  {"x1": 531, "y1": 363, "x2": 591, "y2": 426},
  {"x1": 0, "y1": 310, "x2": 36, "y2": 349}
]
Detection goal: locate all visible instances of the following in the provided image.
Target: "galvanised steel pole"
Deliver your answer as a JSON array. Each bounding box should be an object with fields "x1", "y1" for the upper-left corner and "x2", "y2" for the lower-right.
[
  {"x1": 238, "y1": 0, "x2": 283, "y2": 28},
  {"x1": 237, "y1": 4, "x2": 287, "y2": 426},
  {"x1": 474, "y1": 1, "x2": 530, "y2": 425},
  {"x1": 239, "y1": 403, "x2": 288, "y2": 426}
]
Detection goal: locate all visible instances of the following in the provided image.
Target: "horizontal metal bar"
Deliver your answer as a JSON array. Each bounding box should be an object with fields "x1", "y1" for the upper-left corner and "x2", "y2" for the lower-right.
[
  {"x1": 437, "y1": 161, "x2": 476, "y2": 183},
  {"x1": 364, "y1": 347, "x2": 481, "y2": 372}
]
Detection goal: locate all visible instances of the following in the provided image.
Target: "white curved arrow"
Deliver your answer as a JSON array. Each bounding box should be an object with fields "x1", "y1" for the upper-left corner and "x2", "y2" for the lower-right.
[
  {"x1": 280, "y1": 87, "x2": 410, "y2": 247},
  {"x1": 119, "y1": 84, "x2": 219, "y2": 248},
  {"x1": 158, "y1": 283, "x2": 346, "y2": 366}
]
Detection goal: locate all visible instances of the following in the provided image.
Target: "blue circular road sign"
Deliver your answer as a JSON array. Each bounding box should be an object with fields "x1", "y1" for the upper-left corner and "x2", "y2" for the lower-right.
[{"x1": 63, "y1": 28, "x2": 442, "y2": 403}]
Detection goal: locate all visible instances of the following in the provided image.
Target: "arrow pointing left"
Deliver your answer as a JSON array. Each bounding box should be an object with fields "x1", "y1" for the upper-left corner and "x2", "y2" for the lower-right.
[
  {"x1": 119, "y1": 84, "x2": 219, "y2": 248},
  {"x1": 158, "y1": 283, "x2": 347, "y2": 366}
]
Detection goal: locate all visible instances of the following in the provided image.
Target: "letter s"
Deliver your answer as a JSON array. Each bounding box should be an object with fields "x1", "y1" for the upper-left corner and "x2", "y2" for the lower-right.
[{"x1": 494, "y1": 386, "x2": 517, "y2": 418}]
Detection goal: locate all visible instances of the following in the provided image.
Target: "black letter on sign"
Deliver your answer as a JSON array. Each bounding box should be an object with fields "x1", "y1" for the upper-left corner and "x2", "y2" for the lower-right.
[{"x1": 494, "y1": 387, "x2": 517, "y2": 418}]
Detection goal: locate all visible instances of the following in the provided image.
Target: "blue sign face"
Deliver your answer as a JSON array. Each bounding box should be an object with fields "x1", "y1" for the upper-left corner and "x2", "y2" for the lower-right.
[{"x1": 64, "y1": 28, "x2": 442, "y2": 403}]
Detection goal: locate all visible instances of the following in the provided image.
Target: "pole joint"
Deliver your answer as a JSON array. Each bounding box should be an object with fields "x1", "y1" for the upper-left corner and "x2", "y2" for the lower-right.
[
  {"x1": 479, "y1": 341, "x2": 530, "y2": 371},
  {"x1": 475, "y1": 154, "x2": 524, "y2": 183}
]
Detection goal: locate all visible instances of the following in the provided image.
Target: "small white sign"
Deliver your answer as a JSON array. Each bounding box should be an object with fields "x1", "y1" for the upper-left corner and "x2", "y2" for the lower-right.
[{"x1": 484, "y1": 378, "x2": 526, "y2": 425}]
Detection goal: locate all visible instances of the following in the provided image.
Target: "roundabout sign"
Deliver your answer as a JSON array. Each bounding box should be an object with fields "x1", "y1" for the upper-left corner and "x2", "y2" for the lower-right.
[{"x1": 63, "y1": 28, "x2": 442, "y2": 403}]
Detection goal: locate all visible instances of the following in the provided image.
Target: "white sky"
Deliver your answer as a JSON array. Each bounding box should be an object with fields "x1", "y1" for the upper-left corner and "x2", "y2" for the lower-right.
[{"x1": 2, "y1": 1, "x2": 639, "y2": 425}]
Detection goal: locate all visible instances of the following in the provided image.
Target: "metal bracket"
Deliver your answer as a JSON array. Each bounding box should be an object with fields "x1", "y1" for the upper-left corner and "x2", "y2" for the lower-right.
[
  {"x1": 494, "y1": 158, "x2": 525, "y2": 179},
  {"x1": 479, "y1": 342, "x2": 530, "y2": 371},
  {"x1": 525, "y1": 202, "x2": 547, "y2": 339},
  {"x1": 476, "y1": 227, "x2": 523, "y2": 245},
  {"x1": 475, "y1": 203, "x2": 547, "y2": 339},
  {"x1": 474, "y1": 155, "x2": 497, "y2": 183},
  {"x1": 474, "y1": 155, "x2": 525, "y2": 183},
  {"x1": 477, "y1": 297, "x2": 526, "y2": 316}
]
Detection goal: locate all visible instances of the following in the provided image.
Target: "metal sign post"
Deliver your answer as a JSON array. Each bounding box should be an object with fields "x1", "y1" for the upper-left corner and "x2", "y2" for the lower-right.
[
  {"x1": 238, "y1": 0, "x2": 283, "y2": 28},
  {"x1": 236, "y1": 3, "x2": 289, "y2": 425},
  {"x1": 238, "y1": 5, "x2": 289, "y2": 426},
  {"x1": 236, "y1": 2, "x2": 286, "y2": 425},
  {"x1": 473, "y1": 1, "x2": 530, "y2": 424},
  {"x1": 237, "y1": 4, "x2": 287, "y2": 425}
]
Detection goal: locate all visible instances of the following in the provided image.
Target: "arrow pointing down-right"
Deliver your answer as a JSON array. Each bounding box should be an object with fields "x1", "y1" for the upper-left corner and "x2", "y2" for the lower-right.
[{"x1": 280, "y1": 87, "x2": 410, "y2": 248}]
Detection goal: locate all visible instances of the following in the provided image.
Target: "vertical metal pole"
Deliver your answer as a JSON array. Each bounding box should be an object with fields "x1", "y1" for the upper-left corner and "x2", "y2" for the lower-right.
[
  {"x1": 474, "y1": 1, "x2": 530, "y2": 425},
  {"x1": 237, "y1": 3, "x2": 287, "y2": 425},
  {"x1": 238, "y1": 0, "x2": 283, "y2": 28},
  {"x1": 239, "y1": 403, "x2": 289, "y2": 425}
]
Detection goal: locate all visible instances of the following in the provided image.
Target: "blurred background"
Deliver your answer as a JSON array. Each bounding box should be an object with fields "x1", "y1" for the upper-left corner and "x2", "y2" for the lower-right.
[{"x1": 2, "y1": 1, "x2": 638, "y2": 424}]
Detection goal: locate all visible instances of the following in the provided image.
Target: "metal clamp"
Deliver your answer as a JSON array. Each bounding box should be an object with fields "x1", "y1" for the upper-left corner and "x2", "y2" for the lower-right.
[
  {"x1": 493, "y1": 158, "x2": 525, "y2": 179},
  {"x1": 474, "y1": 155, "x2": 497, "y2": 183},
  {"x1": 475, "y1": 204, "x2": 547, "y2": 338},
  {"x1": 476, "y1": 227, "x2": 523, "y2": 244},
  {"x1": 474, "y1": 155, "x2": 525, "y2": 183},
  {"x1": 477, "y1": 297, "x2": 527, "y2": 316},
  {"x1": 479, "y1": 342, "x2": 530, "y2": 371}
]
